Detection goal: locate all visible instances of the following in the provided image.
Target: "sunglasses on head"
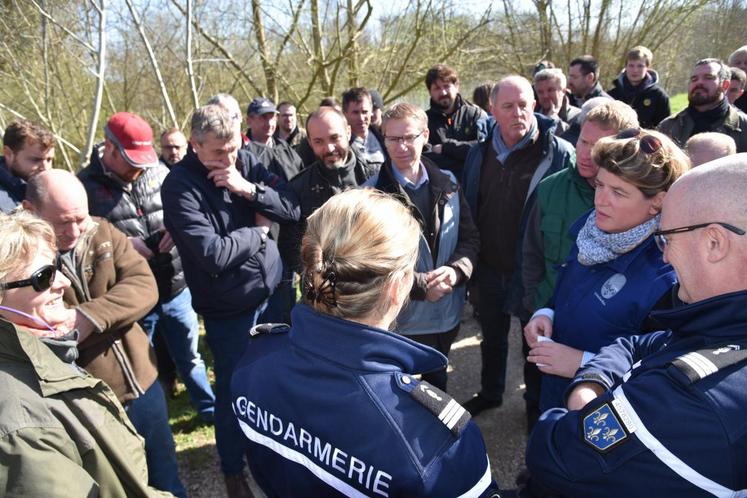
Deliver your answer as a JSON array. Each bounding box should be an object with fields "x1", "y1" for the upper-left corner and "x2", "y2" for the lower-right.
[
  {"x1": 615, "y1": 128, "x2": 663, "y2": 154},
  {"x1": 0, "y1": 258, "x2": 61, "y2": 292}
]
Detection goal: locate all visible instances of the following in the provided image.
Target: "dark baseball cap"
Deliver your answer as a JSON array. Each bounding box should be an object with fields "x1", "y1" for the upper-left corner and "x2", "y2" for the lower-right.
[
  {"x1": 370, "y1": 90, "x2": 384, "y2": 110},
  {"x1": 104, "y1": 112, "x2": 158, "y2": 168},
  {"x1": 247, "y1": 97, "x2": 278, "y2": 116}
]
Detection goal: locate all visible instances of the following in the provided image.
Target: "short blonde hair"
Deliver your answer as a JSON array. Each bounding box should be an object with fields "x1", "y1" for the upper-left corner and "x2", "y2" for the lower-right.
[
  {"x1": 0, "y1": 211, "x2": 57, "y2": 299},
  {"x1": 592, "y1": 129, "x2": 690, "y2": 198},
  {"x1": 584, "y1": 100, "x2": 639, "y2": 131},
  {"x1": 300, "y1": 189, "x2": 420, "y2": 322},
  {"x1": 381, "y1": 103, "x2": 427, "y2": 135},
  {"x1": 627, "y1": 46, "x2": 653, "y2": 66}
]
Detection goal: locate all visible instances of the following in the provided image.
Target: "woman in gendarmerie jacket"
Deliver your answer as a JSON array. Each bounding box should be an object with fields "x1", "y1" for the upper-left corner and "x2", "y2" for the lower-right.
[
  {"x1": 231, "y1": 189, "x2": 500, "y2": 498},
  {"x1": 524, "y1": 129, "x2": 690, "y2": 412},
  {"x1": 366, "y1": 102, "x2": 479, "y2": 392}
]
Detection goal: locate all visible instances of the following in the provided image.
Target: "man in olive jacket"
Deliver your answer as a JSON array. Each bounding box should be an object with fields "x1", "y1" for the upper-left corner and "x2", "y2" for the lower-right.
[
  {"x1": 24, "y1": 169, "x2": 186, "y2": 498},
  {"x1": 658, "y1": 58, "x2": 747, "y2": 152}
]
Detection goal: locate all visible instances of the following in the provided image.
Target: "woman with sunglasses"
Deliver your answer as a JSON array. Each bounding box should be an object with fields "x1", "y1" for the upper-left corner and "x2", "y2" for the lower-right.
[
  {"x1": 524, "y1": 129, "x2": 690, "y2": 412},
  {"x1": 0, "y1": 211, "x2": 171, "y2": 497}
]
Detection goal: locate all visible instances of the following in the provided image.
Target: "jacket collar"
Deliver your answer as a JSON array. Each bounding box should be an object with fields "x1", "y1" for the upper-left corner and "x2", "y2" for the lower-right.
[
  {"x1": 0, "y1": 156, "x2": 26, "y2": 196},
  {"x1": 375, "y1": 156, "x2": 455, "y2": 197},
  {"x1": 0, "y1": 319, "x2": 97, "y2": 396},
  {"x1": 289, "y1": 304, "x2": 447, "y2": 374},
  {"x1": 651, "y1": 289, "x2": 747, "y2": 341}
]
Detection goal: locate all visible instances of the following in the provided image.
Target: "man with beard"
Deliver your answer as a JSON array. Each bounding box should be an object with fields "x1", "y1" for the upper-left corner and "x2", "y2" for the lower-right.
[
  {"x1": 658, "y1": 58, "x2": 747, "y2": 152},
  {"x1": 278, "y1": 107, "x2": 375, "y2": 276},
  {"x1": 423, "y1": 64, "x2": 487, "y2": 178},
  {"x1": 0, "y1": 120, "x2": 54, "y2": 213},
  {"x1": 608, "y1": 46, "x2": 670, "y2": 128}
]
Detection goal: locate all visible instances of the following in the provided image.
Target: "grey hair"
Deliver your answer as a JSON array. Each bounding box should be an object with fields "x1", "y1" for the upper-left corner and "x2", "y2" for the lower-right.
[
  {"x1": 728, "y1": 46, "x2": 747, "y2": 65},
  {"x1": 190, "y1": 105, "x2": 238, "y2": 145},
  {"x1": 533, "y1": 68, "x2": 566, "y2": 89},
  {"x1": 206, "y1": 93, "x2": 243, "y2": 125}
]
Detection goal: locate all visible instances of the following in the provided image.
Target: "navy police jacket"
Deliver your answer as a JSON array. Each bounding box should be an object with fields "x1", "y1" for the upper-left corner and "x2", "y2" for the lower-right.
[
  {"x1": 231, "y1": 304, "x2": 500, "y2": 497},
  {"x1": 527, "y1": 289, "x2": 747, "y2": 497},
  {"x1": 539, "y1": 211, "x2": 676, "y2": 411}
]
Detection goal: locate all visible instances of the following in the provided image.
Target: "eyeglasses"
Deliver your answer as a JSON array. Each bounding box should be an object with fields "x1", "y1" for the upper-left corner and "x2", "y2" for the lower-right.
[
  {"x1": 0, "y1": 258, "x2": 61, "y2": 292},
  {"x1": 616, "y1": 128, "x2": 663, "y2": 155},
  {"x1": 384, "y1": 131, "x2": 425, "y2": 146},
  {"x1": 654, "y1": 222, "x2": 746, "y2": 251}
]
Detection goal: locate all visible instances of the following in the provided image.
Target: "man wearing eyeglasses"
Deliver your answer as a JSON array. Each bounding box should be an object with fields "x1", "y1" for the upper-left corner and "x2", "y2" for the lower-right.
[
  {"x1": 365, "y1": 102, "x2": 479, "y2": 392},
  {"x1": 658, "y1": 58, "x2": 747, "y2": 152},
  {"x1": 526, "y1": 153, "x2": 747, "y2": 496},
  {"x1": 23, "y1": 168, "x2": 186, "y2": 497}
]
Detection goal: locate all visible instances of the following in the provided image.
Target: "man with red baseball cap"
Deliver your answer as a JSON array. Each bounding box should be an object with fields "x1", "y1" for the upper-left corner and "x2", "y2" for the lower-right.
[{"x1": 77, "y1": 111, "x2": 197, "y2": 497}]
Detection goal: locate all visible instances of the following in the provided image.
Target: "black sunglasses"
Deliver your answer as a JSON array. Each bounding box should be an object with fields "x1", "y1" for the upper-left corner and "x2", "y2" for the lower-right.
[
  {"x1": 0, "y1": 258, "x2": 61, "y2": 292},
  {"x1": 654, "y1": 222, "x2": 746, "y2": 251},
  {"x1": 616, "y1": 128, "x2": 663, "y2": 155}
]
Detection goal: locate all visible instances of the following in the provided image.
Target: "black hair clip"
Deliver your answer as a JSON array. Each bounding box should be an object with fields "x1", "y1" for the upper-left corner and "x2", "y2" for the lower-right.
[{"x1": 303, "y1": 269, "x2": 338, "y2": 308}]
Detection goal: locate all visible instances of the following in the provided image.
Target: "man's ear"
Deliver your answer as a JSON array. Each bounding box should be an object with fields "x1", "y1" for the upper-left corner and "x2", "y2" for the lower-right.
[
  {"x1": 3, "y1": 145, "x2": 14, "y2": 165},
  {"x1": 21, "y1": 199, "x2": 35, "y2": 213},
  {"x1": 721, "y1": 78, "x2": 731, "y2": 93},
  {"x1": 704, "y1": 225, "x2": 730, "y2": 263}
]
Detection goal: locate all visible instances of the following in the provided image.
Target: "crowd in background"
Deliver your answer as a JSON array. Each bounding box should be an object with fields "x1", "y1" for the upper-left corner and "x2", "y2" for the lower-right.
[{"x1": 1, "y1": 42, "x2": 747, "y2": 498}]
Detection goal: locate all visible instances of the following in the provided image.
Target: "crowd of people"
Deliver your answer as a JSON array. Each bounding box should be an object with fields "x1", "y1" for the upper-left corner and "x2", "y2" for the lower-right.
[{"x1": 1, "y1": 43, "x2": 747, "y2": 498}]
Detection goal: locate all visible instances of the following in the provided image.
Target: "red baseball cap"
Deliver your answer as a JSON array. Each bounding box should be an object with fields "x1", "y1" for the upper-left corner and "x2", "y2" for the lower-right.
[{"x1": 104, "y1": 112, "x2": 158, "y2": 168}]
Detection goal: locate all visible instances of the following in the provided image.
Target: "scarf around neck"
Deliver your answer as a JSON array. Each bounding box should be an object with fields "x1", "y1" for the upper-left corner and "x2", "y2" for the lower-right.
[
  {"x1": 576, "y1": 210, "x2": 660, "y2": 266},
  {"x1": 491, "y1": 118, "x2": 538, "y2": 164}
]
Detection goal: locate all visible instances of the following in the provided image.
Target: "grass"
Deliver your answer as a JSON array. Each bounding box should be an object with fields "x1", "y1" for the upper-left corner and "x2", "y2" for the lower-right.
[
  {"x1": 670, "y1": 92, "x2": 687, "y2": 115},
  {"x1": 167, "y1": 321, "x2": 216, "y2": 455}
]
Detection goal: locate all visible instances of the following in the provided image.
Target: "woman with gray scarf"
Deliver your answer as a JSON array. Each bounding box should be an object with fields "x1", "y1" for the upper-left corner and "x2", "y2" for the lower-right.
[{"x1": 523, "y1": 129, "x2": 690, "y2": 412}]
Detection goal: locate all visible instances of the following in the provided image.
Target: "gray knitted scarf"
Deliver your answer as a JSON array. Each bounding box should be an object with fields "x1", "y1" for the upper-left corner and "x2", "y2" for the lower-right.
[{"x1": 576, "y1": 210, "x2": 660, "y2": 266}]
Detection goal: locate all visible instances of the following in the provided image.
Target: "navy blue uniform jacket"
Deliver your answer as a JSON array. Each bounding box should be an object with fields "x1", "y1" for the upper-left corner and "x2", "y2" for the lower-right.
[
  {"x1": 232, "y1": 304, "x2": 500, "y2": 497},
  {"x1": 161, "y1": 148, "x2": 299, "y2": 318},
  {"x1": 527, "y1": 289, "x2": 747, "y2": 497}
]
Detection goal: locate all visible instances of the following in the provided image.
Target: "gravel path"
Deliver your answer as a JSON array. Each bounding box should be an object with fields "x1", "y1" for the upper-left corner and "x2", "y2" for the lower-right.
[{"x1": 178, "y1": 304, "x2": 528, "y2": 497}]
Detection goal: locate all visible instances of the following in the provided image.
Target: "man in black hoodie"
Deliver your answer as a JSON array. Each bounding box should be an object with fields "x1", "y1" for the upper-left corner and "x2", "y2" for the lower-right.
[
  {"x1": 423, "y1": 64, "x2": 487, "y2": 178},
  {"x1": 608, "y1": 46, "x2": 671, "y2": 128}
]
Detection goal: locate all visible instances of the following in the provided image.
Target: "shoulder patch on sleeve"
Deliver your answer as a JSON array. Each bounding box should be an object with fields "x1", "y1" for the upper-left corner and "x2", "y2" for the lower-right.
[
  {"x1": 582, "y1": 402, "x2": 630, "y2": 452},
  {"x1": 249, "y1": 323, "x2": 290, "y2": 336},
  {"x1": 398, "y1": 375, "x2": 471, "y2": 436}
]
